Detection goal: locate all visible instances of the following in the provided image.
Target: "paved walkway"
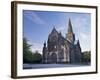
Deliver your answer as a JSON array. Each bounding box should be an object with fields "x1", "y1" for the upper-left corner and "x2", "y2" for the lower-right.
[{"x1": 23, "y1": 63, "x2": 90, "y2": 69}]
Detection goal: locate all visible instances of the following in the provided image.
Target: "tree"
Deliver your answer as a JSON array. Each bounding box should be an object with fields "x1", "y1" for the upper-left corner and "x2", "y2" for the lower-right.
[
  {"x1": 32, "y1": 51, "x2": 42, "y2": 63},
  {"x1": 23, "y1": 37, "x2": 32, "y2": 63},
  {"x1": 23, "y1": 37, "x2": 42, "y2": 63},
  {"x1": 82, "y1": 51, "x2": 91, "y2": 63},
  {"x1": 23, "y1": 37, "x2": 31, "y2": 54}
]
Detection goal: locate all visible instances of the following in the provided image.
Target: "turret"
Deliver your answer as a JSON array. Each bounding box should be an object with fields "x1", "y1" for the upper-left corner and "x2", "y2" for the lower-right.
[
  {"x1": 44, "y1": 42, "x2": 46, "y2": 47},
  {"x1": 76, "y1": 40, "x2": 81, "y2": 51},
  {"x1": 43, "y1": 42, "x2": 47, "y2": 53},
  {"x1": 42, "y1": 42, "x2": 47, "y2": 63}
]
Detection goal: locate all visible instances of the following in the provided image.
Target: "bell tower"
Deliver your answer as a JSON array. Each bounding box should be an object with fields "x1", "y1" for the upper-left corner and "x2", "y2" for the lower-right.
[{"x1": 66, "y1": 18, "x2": 75, "y2": 44}]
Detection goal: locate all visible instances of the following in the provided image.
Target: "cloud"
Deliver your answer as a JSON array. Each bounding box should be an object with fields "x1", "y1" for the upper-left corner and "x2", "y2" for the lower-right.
[
  {"x1": 80, "y1": 32, "x2": 88, "y2": 39},
  {"x1": 28, "y1": 41, "x2": 43, "y2": 54},
  {"x1": 79, "y1": 32, "x2": 91, "y2": 52},
  {"x1": 57, "y1": 26, "x2": 66, "y2": 32},
  {"x1": 72, "y1": 17, "x2": 88, "y2": 28},
  {"x1": 24, "y1": 11, "x2": 47, "y2": 25},
  {"x1": 73, "y1": 18, "x2": 81, "y2": 28}
]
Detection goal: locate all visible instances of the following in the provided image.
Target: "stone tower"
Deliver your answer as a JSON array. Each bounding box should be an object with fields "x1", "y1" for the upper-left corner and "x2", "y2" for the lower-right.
[{"x1": 67, "y1": 19, "x2": 75, "y2": 44}]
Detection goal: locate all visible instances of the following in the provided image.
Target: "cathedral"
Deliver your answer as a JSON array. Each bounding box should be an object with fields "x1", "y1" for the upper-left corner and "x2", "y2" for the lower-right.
[{"x1": 42, "y1": 19, "x2": 83, "y2": 63}]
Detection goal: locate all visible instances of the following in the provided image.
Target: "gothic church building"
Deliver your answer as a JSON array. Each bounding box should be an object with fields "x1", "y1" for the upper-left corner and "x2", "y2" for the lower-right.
[{"x1": 42, "y1": 19, "x2": 82, "y2": 63}]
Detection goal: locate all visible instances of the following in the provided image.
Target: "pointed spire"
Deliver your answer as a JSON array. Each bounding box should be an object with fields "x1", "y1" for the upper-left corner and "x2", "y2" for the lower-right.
[
  {"x1": 76, "y1": 40, "x2": 81, "y2": 51},
  {"x1": 52, "y1": 27, "x2": 56, "y2": 31},
  {"x1": 77, "y1": 40, "x2": 80, "y2": 47},
  {"x1": 68, "y1": 18, "x2": 73, "y2": 33},
  {"x1": 66, "y1": 18, "x2": 75, "y2": 44},
  {"x1": 51, "y1": 27, "x2": 58, "y2": 34},
  {"x1": 44, "y1": 41, "x2": 46, "y2": 47}
]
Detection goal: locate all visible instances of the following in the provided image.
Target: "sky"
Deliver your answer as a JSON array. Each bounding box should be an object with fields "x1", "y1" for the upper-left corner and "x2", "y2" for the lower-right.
[{"x1": 23, "y1": 10, "x2": 91, "y2": 54}]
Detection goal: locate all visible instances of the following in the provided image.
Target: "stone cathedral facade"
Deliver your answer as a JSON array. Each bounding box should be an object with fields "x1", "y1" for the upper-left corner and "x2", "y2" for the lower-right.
[{"x1": 42, "y1": 19, "x2": 82, "y2": 63}]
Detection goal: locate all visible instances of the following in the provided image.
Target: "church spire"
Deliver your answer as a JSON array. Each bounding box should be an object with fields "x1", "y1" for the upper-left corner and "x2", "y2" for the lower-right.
[
  {"x1": 66, "y1": 18, "x2": 75, "y2": 44},
  {"x1": 68, "y1": 18, "x2": 73, "y2": 33}
]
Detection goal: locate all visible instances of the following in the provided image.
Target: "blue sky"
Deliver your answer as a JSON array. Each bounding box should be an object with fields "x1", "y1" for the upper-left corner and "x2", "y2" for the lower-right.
[{"x1": 23, "y1": 10, "x2": 91, "y2": 54}]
